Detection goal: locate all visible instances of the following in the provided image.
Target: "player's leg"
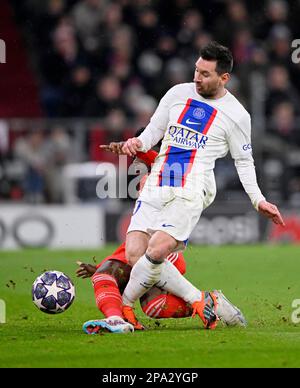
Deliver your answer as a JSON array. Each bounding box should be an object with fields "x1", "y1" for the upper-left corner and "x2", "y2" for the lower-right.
[
  {"x1": 140, "y1": 287, "x2": 193, "y2": 319},
  {"x1": 123, "y1": 196, "x2": 218, "y2": 329},
  {"x1": 140, "y1": 289, "x2": 246, "y2": 327},
  {"x1": 125, "y1": 230, "x2": 149, "y2": 266},
  {"x1": 92, "y1": 260, "x2": 131, "y2": 316},
  {"x1": 122, "y1": 200, "x2": 165, "y2": 325},
  {"x1": 122, "y1": 230, "x2": 177, "y2": 307},
  {"x1": 83, "y1": 260, "x2": 134, "y2": 334},
  {"x1": 123, "y1": 231, "x2": 173, "y2": 329},
  {"x1": 122, "y1": 229, "x2": 217, "y2": 327}
]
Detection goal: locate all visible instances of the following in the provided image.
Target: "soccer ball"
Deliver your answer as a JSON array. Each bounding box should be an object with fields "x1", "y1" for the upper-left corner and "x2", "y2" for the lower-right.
[{"x1": 32, "y1": 270, "x2": 75, "y2": 314}]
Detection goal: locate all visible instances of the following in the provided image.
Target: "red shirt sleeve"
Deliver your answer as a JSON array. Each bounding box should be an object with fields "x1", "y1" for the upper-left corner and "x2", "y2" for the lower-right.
[{"x1": 136, "y1": 150, "x2": 158, "y2": 167}]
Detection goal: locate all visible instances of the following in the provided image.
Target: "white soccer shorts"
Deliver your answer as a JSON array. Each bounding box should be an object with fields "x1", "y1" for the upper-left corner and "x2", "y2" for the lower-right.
[{"x1": 127, "y1": 188, "x2": 205, "y2": 245}]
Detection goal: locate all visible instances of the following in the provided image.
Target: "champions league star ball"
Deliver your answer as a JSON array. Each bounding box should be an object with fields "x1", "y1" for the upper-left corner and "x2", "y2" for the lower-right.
[{"x1": 32, "y1": 271, "x2": 75, "y2": 314}]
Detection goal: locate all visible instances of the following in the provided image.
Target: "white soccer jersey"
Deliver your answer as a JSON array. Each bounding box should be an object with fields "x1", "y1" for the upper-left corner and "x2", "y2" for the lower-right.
[{"x1": 138, "y1": 82, "x2": 265, "y2": 210}]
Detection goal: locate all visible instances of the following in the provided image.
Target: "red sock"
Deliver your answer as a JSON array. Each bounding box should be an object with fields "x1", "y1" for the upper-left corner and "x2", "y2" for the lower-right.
[
  {"x1": 142, "y1": 294, "x2": 192, "y2": 319},
  {"x1": 91, "y1": 273, "x2": 123, "y2": 318}
]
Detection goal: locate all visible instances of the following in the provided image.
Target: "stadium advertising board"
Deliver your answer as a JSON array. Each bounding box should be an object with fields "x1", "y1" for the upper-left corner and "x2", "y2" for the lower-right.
[
  {"x1": 105, "y1": 202, "x2": 300, "y2": 245},
  {"x1": 0, "y1": 205, "x2": 104, "y2": 249}
]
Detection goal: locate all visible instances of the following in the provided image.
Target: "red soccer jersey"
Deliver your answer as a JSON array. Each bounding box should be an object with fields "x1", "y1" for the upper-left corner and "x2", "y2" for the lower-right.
[{"x1": 97, "y1": 242, "x2": 186, "y2": 275}]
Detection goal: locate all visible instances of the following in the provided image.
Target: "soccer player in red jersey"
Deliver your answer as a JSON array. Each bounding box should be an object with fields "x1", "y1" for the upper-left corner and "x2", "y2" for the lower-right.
[
  {"x1": 77, "y1": 240, "x2": 246, "y2": 333},
  {"x1": 77, "y1": 243, "x2": 192, "y2": 333}
]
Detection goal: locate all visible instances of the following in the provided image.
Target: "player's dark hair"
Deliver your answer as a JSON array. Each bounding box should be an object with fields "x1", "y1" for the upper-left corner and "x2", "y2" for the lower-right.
[{"x1": 200, "y1": 41, "x2": 233, "y2": 75}]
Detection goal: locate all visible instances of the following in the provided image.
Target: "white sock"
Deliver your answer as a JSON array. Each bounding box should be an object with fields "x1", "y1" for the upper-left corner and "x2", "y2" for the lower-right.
[
  {"x1": 156, "y1": 260, "x2": 202, "y2": 304},
  {"x1": 122, "y1": 254, "x2": 163, "y2": 306}
]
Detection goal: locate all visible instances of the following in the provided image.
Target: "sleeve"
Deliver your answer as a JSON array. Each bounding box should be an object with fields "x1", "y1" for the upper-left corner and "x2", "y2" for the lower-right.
[
  {"x1": 227, "y1": 113, "x2": 266, "y2": 210},
  {"x1": 137, "y1": 87, "x2": 176, "y2": 152},
  {"x1": 136, "y1": 150, "x2": 158, "y2": 166}
]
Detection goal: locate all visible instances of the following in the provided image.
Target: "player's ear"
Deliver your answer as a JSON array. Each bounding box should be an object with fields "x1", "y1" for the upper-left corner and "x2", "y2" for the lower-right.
[{"x1": 221, "y1": 72, "x2": 230, "y2": 85}]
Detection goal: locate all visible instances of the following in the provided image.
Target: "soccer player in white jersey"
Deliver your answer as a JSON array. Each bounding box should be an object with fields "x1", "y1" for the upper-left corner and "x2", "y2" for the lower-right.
[{"x1": 119, "y1": 41, "x2": 285, "y2": 330}]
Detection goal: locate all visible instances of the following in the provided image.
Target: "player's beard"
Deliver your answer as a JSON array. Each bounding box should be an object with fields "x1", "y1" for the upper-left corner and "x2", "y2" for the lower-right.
[
  {"x1": 198, "y1": 85, "x2": 219, "y2": 99},
  {"x1": 199, "y1": 90, "x2": 216, "y2": 98},
  {"x1": 196, "y1": 81, "x2": 221, "y2": 99}
]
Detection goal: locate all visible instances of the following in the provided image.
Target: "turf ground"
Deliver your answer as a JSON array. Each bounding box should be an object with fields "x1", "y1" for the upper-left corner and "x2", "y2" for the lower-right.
[{"x1": 0, "y1": 244, "x2": 300, "y2": 368}]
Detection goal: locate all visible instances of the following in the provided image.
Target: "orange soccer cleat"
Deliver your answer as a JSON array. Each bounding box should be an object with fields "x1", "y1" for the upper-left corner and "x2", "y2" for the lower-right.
[
  {"x1": 192, "y1": 291, "x2": 219, "y2": 330},
  {"x1": 122, "y1": 305, "x2": 145, "y2": 330}
]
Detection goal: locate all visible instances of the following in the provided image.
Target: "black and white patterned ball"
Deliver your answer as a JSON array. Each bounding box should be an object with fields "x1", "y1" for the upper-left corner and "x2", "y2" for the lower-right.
[{"x1": 32, "y1": 271, "x2": 75, "y2": 314}]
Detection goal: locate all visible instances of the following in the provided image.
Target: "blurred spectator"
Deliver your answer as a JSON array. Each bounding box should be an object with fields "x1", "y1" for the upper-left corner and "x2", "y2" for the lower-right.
[
  {"x1": 14, "y1": 131, "x2": 47, "y2": 203},
  {"x1": 265, "y1": 65, "x2": 300, "y2": 117},
  {"x1": 123, "y1": 83, "x2": 148, "y2": 117},
  {"x1": 62, "y1": 66, "x2": 93, "y2": 116},
  {"x1": 232, "y1": 27, "x2": 256, "y2": 65},
  {"x1": 89, "y1": 109, "x2": 131, "y2": 163},
  {"x1": 137, "y1": 50, "x2": 163, "y2": 89},
  {"x1": 106, "y1": 25, "x2": 135, "y2": 84},
  {"x1": 135, "y1": 7, "x2": 160, "y2": 51},
  {"x1": 41, "y1": 19, "x2": 91, "y2": 116},
  {"x1": 254, "y1": 0, "x2": 289, "y2": 39},
  {"x1": 35, "y1": 0, "x2": 66, "y2": 49},
  {"x1": 71, "y1": 0, "x2": 107, "y2": 53},
  {"x1": 44, "y1": 126, "x2": 73, "y2": 202},
  {"x1": 177, "y1": 9, "x2": 203, "y2": 50},
  {"x1": 262, "y1": 101, "x2": 300, "y2": 200},
  {"x1": 268, "y1": 24, "x2": 292, "y2": 64},
  {"x1": 132, "y1": 95, "x2": 157, "y2": 129},
  {"x1": 156, "y1": 33, "x2": 178, "y2": 63},
  {"x1": 249, "y1": 45, "x2": 269, "y2": 69},
  {"x1": 267, "y1": 102, "x2": 300, "y2": 146},
  {"x1": 96, "y1": 2, "x2": 125, "y2": 66},
  {"x1": 163, "y1": 58, "x2": 190, "y2": 88},
  {"x1": 84, "y1": 75, "x2": 124, "y2": 117},
  {"x1": 214, "y1": 0, "x2": 251, "y2": 47}
]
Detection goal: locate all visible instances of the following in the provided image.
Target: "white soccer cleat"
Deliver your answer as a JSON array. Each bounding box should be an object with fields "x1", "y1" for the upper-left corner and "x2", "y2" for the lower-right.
[
  {"x1": 82, "y1": 316, "x2": 134, "y2": 334},
  {"x1": 213, "y1": 290, "x2": 247, "y2": 327}
]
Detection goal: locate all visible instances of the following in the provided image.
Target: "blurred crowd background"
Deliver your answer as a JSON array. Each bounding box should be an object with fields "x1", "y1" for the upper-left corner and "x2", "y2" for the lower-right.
[{"x1": 1, "y1": 0, "x2": 300, "y2": 207}]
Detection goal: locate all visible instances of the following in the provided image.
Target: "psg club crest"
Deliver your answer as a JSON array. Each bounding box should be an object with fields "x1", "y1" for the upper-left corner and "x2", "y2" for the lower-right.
[{"x1": 193, "y1": 107, "x2": 206, "y2": 120}]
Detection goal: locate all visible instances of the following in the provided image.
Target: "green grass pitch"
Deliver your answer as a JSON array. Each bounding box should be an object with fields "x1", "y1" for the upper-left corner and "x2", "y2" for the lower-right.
[{"x1": 0, "y1": 244, "x2": 300, "y2": 368}]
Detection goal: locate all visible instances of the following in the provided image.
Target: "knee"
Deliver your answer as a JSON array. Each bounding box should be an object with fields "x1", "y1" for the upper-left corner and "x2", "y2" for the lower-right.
[
  {"x1": 145, "y1": 231, "x2": 178, "y2": 261},
  {"x1": 146, "y1": 240, "x2": 173, "y2": 261}
]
